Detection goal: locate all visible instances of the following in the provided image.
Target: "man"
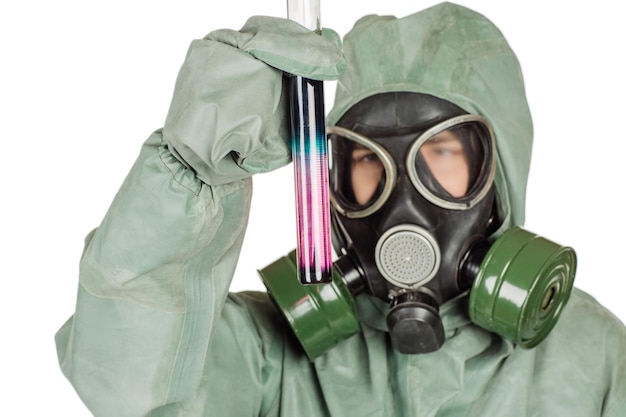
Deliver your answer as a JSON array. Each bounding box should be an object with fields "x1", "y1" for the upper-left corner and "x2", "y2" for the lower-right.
[{"x1": 56, "y1": 3, "x2": 626, "y2": 416}]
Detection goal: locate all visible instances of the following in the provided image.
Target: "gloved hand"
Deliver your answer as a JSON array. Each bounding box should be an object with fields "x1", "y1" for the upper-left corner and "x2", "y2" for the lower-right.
[{"x1": 163, "y1": 16, "x2": 345, "y2": 186}]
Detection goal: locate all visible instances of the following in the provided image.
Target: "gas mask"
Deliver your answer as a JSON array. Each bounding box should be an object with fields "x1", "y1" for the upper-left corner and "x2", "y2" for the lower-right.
[{"x1": 260, "y1": 92, "x2": 576, "y2": 359}]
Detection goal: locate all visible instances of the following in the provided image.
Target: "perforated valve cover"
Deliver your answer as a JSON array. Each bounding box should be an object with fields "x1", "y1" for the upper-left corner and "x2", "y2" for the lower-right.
[{"x1": 375, "y1": 225, "x2": 441, "y2": 288}]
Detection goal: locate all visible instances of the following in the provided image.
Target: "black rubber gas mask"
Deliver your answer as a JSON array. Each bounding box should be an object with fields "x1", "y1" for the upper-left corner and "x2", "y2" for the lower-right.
[
  {"x1": 260, "y1": 92, "x2": 576, "y2": 359},
  {"x1": 328, "y1": 92, "x2": 497, "y2": 353}
]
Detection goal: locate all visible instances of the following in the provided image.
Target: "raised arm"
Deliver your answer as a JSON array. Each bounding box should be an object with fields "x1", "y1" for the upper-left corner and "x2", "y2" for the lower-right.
[{"x1": 55, "y1": 17, "x2": 343, "y2": 416}]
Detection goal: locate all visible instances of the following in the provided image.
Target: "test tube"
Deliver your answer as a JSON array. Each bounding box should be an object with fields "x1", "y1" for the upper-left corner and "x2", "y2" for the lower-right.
[{"x1": 287, "y1": 0, "x2": 333, "y2": 284}]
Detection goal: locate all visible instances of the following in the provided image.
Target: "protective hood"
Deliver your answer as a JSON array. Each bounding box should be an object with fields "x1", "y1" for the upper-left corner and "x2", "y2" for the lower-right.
[
  {"x1": 327, "y1": 2, "x2": 533, "y2": 232},
  {"x1": 261, "y1": 3, "x2": 562, "y2": 358}
]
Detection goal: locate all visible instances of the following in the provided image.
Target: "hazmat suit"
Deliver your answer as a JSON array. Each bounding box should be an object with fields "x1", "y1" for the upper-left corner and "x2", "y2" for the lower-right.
[{"x1": 56, "y1": 3, "x2": 626, "y2": 417}]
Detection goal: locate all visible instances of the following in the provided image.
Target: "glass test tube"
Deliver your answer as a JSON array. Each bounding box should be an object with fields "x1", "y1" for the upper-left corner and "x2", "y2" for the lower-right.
[{"x1": 287, "y1": 0, "x2": 333, "y2": 284}]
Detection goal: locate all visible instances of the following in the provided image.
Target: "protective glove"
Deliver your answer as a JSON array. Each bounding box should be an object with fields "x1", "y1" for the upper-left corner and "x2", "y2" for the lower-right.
[{"x1": 163, "y1": 16, "x2": 345, "y2": 186}]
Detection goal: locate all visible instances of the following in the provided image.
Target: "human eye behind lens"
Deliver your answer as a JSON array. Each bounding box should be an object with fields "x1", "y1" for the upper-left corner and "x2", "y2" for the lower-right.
[
  {"x1": 422, "y1": 132, "x2": 466, "y2": 164},
  {"x1": 352, "y1": 149, "x2": 381, "y2": 165},
  {"x1": 429, "y1": 134, "x2": 463, "y2": 154}
]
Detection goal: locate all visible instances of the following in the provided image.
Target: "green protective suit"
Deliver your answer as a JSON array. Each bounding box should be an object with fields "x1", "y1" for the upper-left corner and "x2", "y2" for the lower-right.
[{"x1": 56, "y1": 3, "x2": 626, "y2": 417}]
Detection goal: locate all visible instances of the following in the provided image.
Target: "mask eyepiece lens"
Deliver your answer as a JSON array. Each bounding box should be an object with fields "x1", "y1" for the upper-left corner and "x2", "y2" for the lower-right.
[
  {"x1": 328, "y1": 126, "x2": 396, "y2": 218},
  {"x1": 408, "y1": 115, "x2": 496, "y2": 210}
]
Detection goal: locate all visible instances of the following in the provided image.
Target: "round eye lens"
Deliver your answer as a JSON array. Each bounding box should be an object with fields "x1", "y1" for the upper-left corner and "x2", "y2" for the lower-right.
[
  {"x1": 328, "y1": 126, "x2": 396, "y2": 218},
  {"x1": 408, "y1": 116, "x2": 495, "y2": 210},
  {"x1": 418, "y1": 129, "x2": 473, "y2": 198}
]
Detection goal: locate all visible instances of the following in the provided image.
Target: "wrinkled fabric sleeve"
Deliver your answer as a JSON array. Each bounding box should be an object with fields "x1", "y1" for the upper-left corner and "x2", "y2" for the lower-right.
[
  {"x1": 55, "y1": 130, "x2": 258, "y2": 416},
  {"x1": 54, "y1": 18, "x2": 344, "y2": 415}
]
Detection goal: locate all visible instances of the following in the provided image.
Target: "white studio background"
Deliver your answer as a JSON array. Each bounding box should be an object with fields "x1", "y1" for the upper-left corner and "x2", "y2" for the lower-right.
[{"x1": 1, "y1": 1, "x2": 624, "y2": 415}]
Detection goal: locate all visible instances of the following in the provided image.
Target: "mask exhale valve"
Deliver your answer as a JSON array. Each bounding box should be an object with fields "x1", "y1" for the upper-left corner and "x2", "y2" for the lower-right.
[
  {"x1": 387, "y1": 289, "x2": 445, "y2": 354},
  {"x1": 374, "y1": 224, "x2": 441, "y2": 289},
  {"x1": 374, "y1": 224, "x2": 446, "y2": 354}
]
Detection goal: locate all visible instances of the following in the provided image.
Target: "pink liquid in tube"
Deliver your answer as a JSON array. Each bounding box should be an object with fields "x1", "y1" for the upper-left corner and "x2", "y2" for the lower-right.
[
  {"x1": 287, "y1": 0, "x2": 332, "y2": 284},
  {"x1": 289, "y1": 75, "x2": 333, "y2": 284}
]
